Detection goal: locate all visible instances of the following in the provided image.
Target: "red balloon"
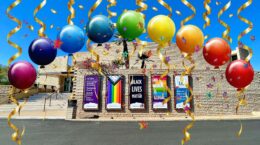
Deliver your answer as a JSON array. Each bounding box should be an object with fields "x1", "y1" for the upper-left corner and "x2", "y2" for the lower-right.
[
  {"x1": 225, "y1": 60, "x2": 254, "y2": 90},
  {"x1": 8, "y1": 61, "x2": 37, "y2": 90},
  {"x1": 203, "y1": 38, "x2": 231, "y2": 68}
]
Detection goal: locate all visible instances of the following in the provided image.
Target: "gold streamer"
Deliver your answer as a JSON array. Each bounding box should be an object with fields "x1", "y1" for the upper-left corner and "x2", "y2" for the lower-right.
[
  {"x1": 180, "y1": 54, "x2": 195, "y2": 145},
  {"x1": 203, "y1": 0, "x2": 211, "y2": 29},
  {"x1": 218, "y1": 1, "x2": 232, "y2": 43},
  {"x1": 33, "y1": 0, "x2": 47, "y2": 37},
  {"x1": 181, "y1": 0, "x2": 196, "y2": 26},
  {"x1": 235, "y1": 89, "x2": 247, "y2": 137},
  {"x1": 237, "y1": 0, "x2": 253, "y2": 62},
  {"x1": 136, "y1": 0, "x2": 148, "y2": 18},
  {"x1": 67, "y1": 0, "x2": 75, "y2": 25},
  {"x1": 157, "y1": 0, "x2": 172, "y2": 17},
  {"x1": 87, "y1": 0, "x2": 103, "y2": 75},
  {"x1": 155, "y1": 45, "x2": 173, "y2": 105},
  {"x1": 88, "y1": 0, "x2": 102, "y2": 19},
  {"x1": 8, "y1": 89, "x2": 27, "y2": 145},
  {"x1": 6, "y1": 0, "x2": 22, "y2": 66},
  {"x1": 87, "y1": 39, "x2": 103, "y2": 75},
  {"x1": 107, "y1": 0, "x2": 117, "y2": 18}
]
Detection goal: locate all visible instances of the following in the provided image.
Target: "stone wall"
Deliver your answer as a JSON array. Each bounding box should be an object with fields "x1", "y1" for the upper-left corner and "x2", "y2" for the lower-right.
[
  {"x1": 72, "y1": 68, "x2": 260, "y2": 119},
  {"x1": 0, "y1": 85, "x2": 11, "y2": 104}
]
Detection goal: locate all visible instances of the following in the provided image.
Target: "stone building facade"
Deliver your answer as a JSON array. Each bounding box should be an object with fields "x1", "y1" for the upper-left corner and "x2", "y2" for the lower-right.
[{"x1": 38, "y1": 42, "x2": 260, "y2": 119}]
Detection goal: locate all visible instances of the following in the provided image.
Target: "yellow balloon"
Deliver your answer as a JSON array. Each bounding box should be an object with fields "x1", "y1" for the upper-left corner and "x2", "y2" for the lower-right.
[
  {"x1": 176, "y1": 25, "x2": 204, "y2": 55},
  {"x1": 147, "y1": 15, "x2": 176, "y2": 46}
]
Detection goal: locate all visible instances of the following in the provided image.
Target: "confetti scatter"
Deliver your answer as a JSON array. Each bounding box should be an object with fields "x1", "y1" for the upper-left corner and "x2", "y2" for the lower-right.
[
  {"x1": 139, "y1": 121, "x2": 148, "y2": 130},
  {"x1": 78, "y1": 4, "x2": 84, "y2": 10},
  {"x1": 175, "y1": 10, "x2": 181, "y2": 16},
  {"x1": 50, "y1": 9, "x2": 57, "y2": 14},
  {"x1": 216, "y1": 1, "x2": 221, "y2": 6},
  {"x1": 152, "y1": 7, "x2": 158, "y2": 11},
  {"x1": 50, "y1": 24, "x2": 54, "y2": 29},
  {"x1": 207, "y1": 83, "x2": 214, "y2": 89},
  {"x1": 206, "y1": 92, "x2": 214, "y2": 99},
  {"x1": 250, "y1": 35, "x2": 255, "y2": 41},
  {"x1": 204, "y1": 35, "x2": 208, "y2": 40},
  {"x1": 53, "y1": 39, "x2": 63, "y2": 49},
  {"x1": 229, "y1": 14, "x2": 233, "y2": 18}
]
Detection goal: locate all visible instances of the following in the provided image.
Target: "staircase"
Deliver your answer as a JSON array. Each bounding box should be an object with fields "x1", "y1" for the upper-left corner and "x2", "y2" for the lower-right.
[{"x1": 0, "y1": 93, "x2": 70, "y2": 119}]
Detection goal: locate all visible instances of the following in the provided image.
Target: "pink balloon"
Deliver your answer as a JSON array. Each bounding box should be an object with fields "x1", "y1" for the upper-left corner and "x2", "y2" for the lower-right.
[{"x1": 8, "y1": 61, "x2": 37, "y2": 90}]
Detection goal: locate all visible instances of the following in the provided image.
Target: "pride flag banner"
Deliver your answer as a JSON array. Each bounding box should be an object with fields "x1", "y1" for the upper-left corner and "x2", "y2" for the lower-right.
[
  {"x1": 106, "y1": 75, "x2": 122, "y2": 110},
  {"x1": 151, "y1": 75, "x2": 169, "y2": 109}
]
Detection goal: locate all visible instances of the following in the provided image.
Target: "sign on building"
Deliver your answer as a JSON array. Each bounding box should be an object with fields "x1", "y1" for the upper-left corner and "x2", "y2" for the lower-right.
[
  {"x1": 174, "y1": 75, "x2": 191, "y2": 110},
  {"x1": 106, "y1": 75, "x2": 123, "y2": 110},
  {"x1": 129, "y1": 75, "x2": 146, "y2": 110},
  {"x1": 151, "y1": 75, "x2": 169, "y2": 109},
  {"x1": 83, "y1": 75, "x2": 100, "y2": 110}
]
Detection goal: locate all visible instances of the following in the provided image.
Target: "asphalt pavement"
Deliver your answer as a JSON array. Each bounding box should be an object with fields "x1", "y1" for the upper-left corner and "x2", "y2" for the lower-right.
[{"x1": 0, "y1": 119, "x2": 259, "y2": 145}]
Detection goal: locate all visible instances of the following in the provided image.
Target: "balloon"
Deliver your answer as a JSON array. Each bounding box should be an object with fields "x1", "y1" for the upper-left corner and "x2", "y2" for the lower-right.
[
  {"x1": 203, "y1": 38, "x2": 231, "y2": 68},
  {"x1": 87, "y1": 15, "x2": 114, "y2": 43},
  {"x1": 117, "y1": 10, "x2": 145, "y2": 40},
  {"x1": 58, "y1": 25, "x2": 85, "y2": 54},
  {"x1": 147, "y1": 15, "x2": 176, "y2": 46},
  {"x1": 225, "y1": 60, "x2": 254, "y2": 90},
  {"x1": 176, "y1": 25, "x2": 204, "y2": 55},
  {"x1": 8, "y1": 61, "x2": 37, "y2": 90},
  {"x1": 29, "y1": 38, "x2": 57, "y2": 66}
]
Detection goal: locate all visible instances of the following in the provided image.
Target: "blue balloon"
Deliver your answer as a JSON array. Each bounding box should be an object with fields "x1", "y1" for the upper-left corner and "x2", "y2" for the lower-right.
[
  {"x1": 87, "y1": 15, "x2": 114, "y2": 43},
  {"x1": 58, "y1": 25, "x2": 85, "y2": 54},
  {"x1": 29, "y1": 38, "x2": 57, "y2": 66}
]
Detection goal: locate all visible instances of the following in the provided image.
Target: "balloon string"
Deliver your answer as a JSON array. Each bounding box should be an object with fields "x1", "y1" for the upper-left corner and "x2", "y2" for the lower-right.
[
  {"x1": 8, "y1": 88, "x2": 27, "y2": 145},
  {"x1": 87, "y1": 39, "x2": 103, "y2": 75},
  {"x1": 203, "y1": 0, "x2": 211, "y2": 40},
  {"x1": 33, "y1": 0, "x2": 47, "y2": 37},
  {"x1": 107, "y1": 0, "x2": 117, "y2": 18},
  {"x1": 237, "y1": 0, "x2": 253, "y2": 62},
  {"x1": 6, "y1": 0, "x2": 22, "y2": 66},
  {"x1": 67, "y1": 0, "x2": 75, "y2": 25},
  {"x1": 88, "y1": 0, "x2": 102, "y2": 19},
  {"x1": 157, "y1": 0, "x2": 172, "y2": 17},
  {"x1": 218, "y1": 1, "x2": 232, "y2": 43},
  {"x1": 180, "y1": 54, "x2": 195, "y2": 145},
  {"x1": 235, "y1": 89, "x2": 247, "y2": 137},
  {"x1": 181, "y1": 0, "x2": 196, "y2": 26},
  {"x1": 136, "y1": 0, "x2": 148, "y2": 18},
  {"x1": 155, "y1": 45, "x2": 173, "y2": 105}
]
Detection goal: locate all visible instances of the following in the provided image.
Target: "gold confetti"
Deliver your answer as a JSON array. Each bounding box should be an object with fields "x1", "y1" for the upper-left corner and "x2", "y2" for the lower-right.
[
  {"x1": 176, "y1": 10, "x2": 181, "y2": 15},
  {"x1": 78, "y1": 4, "x2": 84, "y2": 9},
  {"x1": 27, "y1": 25, "x2": 34, "y2": 31},
  {"x1": 216, "y1": 1, "x2": 221, "y2": 6},
  {"x1": 229, "y1": 14, "x2": 233, "y2": 18},
  {"x1": 204, "y1": 35, "x2": 208, "y2": 40},
  {"x1": 50, "y1": 24, "x2": 54, "y2": 29},
  {"x1": 152, "y1": 7, "x2": 158, "y2": 11},
  {"x1": 50, "y1": 9, "x2": 57, "y2": 14}
]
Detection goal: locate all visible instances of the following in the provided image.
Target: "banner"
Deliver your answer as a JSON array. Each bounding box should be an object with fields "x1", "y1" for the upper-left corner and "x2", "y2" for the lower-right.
[
  {"x1": 106, "y1": 75, "x2": 123, "y2": 110},
  {"x1": 174, "y1": 75, "x2": 190, "y2": 109},
  {"x1": 83, "y1": 75, "x2": 100, "y2": 110},
  {"x1": 151, "y1": 75, "x2": 169, "y2": 109},
  {"x1": 129, "y1": 75, "x2": 146, "y2": 110}
]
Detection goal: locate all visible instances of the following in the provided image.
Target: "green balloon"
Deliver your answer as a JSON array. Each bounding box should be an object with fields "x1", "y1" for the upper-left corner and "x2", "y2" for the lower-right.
[{"x1": 117, "y1": 11, "x2": 145, "y2": 40}]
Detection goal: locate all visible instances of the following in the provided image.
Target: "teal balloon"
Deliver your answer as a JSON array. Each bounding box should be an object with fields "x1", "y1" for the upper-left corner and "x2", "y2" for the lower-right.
[
  {"x1": 58, "y1": 25, "x2": 85, "y2": 54},
  {"x1": 117, "y1": 11, "x2": 145, "y2": 41},
  {"x1": 87, "y1": 15, "x2": 114, "y2": 43}
]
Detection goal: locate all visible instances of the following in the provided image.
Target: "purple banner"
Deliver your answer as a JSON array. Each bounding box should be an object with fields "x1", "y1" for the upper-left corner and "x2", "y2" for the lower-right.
[{"x1": 83, "y1": 75, "x2": 100, "y2": 110}]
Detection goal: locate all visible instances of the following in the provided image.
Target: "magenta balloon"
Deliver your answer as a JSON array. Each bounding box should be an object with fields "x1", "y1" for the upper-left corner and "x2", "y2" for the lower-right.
[{"x1": 8, "y1": 61, "x2": 37, "y2": 90}]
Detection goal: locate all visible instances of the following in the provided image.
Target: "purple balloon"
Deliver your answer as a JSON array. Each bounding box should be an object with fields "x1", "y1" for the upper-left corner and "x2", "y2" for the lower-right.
[{"x1": 8, "y1": 61, "x2": 37, "y2": 90}]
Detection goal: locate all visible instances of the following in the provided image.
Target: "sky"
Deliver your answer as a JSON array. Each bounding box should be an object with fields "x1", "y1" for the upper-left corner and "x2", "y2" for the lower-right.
[{"x1": 0, "y1": 0, "x2": 259, "y2": 70}]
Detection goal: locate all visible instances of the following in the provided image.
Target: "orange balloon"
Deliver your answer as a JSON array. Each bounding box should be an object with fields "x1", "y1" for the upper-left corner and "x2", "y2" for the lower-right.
[{"x1": 176, "y1": 25, "x2": 204, "y2": 55}]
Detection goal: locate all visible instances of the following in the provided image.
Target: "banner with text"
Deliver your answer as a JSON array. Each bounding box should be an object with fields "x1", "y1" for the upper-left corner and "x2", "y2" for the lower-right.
[
  {"x1": 129, "y1": 75, "x2": 146, "y2": 109},
  {"x1": 83, "y1": 75, "x2": 100, "y2": 110},
  {"x1": 174, "y1": 75, "x2": 190, "y2": 109}
]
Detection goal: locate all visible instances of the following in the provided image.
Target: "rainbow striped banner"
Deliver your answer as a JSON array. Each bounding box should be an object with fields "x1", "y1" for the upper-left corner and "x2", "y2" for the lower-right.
[{"x1": 106, "y1": 77, "x2": 122, "y2": 109}]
